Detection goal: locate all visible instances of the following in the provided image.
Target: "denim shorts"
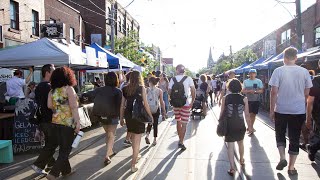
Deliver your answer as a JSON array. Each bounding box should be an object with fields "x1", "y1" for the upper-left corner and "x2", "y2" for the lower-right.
[{"x1": 97, "y1": 116, "x2": 119, "y2": 125}]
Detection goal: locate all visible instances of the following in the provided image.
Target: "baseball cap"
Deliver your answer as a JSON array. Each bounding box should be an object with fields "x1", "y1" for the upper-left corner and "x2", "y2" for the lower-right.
[{"x1": 249, "y1": 69, "x2": 257, "y2": 73}]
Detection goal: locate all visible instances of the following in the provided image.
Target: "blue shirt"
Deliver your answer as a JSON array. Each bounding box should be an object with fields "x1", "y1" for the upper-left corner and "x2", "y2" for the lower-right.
[{"x1": 243, "y1": 78, "x2": 263, "y2": 101}]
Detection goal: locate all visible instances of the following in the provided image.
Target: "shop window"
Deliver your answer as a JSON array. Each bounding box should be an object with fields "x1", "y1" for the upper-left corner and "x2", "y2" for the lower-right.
[
  {"x1": 32, "y1": 10, "x2": 39, "y2": 36},
  {"x1": 10, "y1": 0, "x2": 19, "y2": 30},
  {"x1": 281, "y1": 29, "x2": 291, "y2": 45},
  {"x1": 315, "y1": 27, "x2": 320, "y2": 46},
  {"x1": 70, "y1": 27, "x2": 75, "y2": 42}
]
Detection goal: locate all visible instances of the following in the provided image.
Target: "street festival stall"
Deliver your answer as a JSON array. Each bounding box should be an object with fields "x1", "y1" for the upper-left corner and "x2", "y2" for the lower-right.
[{"x1": 0, "y1": 38, "x2": 108, "y2": 153}]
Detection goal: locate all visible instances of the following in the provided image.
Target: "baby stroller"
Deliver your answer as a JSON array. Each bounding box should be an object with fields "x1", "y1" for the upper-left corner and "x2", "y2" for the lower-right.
[{"x1": 191, "y1": 88, "x2": 206, "y2": 120}]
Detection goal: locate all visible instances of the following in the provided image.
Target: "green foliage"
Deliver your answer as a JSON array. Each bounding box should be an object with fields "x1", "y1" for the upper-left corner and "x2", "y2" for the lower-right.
[
  {"x1": 213, "y1": 48, "x2": 258, "y2": 74},
  {"x1": 198, "y1": 67, "x2": 213, "y2": 75}
]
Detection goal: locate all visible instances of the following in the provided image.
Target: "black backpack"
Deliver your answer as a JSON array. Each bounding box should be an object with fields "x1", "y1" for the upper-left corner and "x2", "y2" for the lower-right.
[{"x1": 170, "y1": 76, "x2": 188, "y2": 107}]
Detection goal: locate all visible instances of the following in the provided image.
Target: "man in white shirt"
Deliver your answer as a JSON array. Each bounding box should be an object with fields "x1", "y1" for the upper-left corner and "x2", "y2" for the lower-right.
[
  {"x1": 169, "y1": 64, "x2": 196, "y2": 150},
  {"x1": 269, "y1": 47, "x2": 313, "y2": 175},
  {"x1": 211, "y1": 76, "x2": 218, "y2": 103},
  {"x1": 6, "y1": 67, "x2": 33, "y2": 99}
]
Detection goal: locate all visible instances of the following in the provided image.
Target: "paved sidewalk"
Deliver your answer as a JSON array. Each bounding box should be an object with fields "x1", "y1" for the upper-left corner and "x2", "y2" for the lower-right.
[{"x1": 4, "y1": 113, "x2": 172, "y2": 180}]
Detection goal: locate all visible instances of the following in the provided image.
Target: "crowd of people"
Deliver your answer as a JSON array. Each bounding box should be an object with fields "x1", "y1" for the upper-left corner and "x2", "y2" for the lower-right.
[{"x1": 3, "y1": 46, "x2": 320, "y2": 178}]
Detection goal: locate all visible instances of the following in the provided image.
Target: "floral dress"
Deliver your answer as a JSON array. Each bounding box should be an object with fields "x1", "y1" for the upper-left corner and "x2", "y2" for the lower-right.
[{"x1": 51, "y1": 87, "x2": 75, "y2": 128}]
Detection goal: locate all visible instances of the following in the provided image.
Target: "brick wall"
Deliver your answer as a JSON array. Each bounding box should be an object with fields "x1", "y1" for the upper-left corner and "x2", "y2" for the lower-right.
[
  {"x1": 44, "y1": 0, "x2": 85, "y2": 44},
  {"x1": 0, "y1": 0, "x2": 45, "y2": 47}
]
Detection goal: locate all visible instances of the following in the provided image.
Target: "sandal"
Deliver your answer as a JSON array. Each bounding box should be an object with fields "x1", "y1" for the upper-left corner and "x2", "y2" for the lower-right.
[
  {"x1": 240, "y1": 159, "x2": 245, "y2": 166},
  {"x1": 227, "y1": 169, "x2": 236, "y2": 176},
  {"x1": 104, "y1": 158, "x2": 111, "y2": 166}
]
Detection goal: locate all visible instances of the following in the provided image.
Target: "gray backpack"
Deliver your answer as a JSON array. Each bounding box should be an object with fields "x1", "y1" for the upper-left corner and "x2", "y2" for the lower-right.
[{"x1": 147, "y1": 87, "x2": 160, "y2": 114}]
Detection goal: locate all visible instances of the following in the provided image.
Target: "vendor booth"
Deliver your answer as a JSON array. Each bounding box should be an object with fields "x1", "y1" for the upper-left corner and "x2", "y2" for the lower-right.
[{"x1": 0, "y1": 38, "x2": 107, "y2": 153}]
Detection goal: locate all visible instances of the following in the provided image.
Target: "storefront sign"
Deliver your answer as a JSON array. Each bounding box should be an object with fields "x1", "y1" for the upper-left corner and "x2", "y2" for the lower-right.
[
  {"x1": 85, "y1": 46, "x2": 97, "y2": 67},
  {"x1": 91, "y1": 34, "x2": 102, "y2": 46},
  {"x1": 264, "y1": 40, "x2": 276, "y2": 58},
  {"x1": 0, "y1": 68, "x2": 13, "y2": 82},
  {"x1": 41, "y1": 23, "x2": 64, "y2": 38},
  {"x1": 98, "y1": 51, "x2": 108, "y2": 68}
]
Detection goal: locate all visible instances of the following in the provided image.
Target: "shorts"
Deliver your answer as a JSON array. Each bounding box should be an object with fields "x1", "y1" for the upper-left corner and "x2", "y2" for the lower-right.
[
  {"x1": 248, "y1": 101, "x2": 259, "y2": 114},
  {"x1": 96, "y1": 116, "x2": 119, "y2": 125},
  {"x1": 173, "y1": 106, "x2": 191, "y2": 123}
]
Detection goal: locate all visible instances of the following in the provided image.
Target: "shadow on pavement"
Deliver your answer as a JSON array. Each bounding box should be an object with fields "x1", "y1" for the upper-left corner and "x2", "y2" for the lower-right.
[
  {"x1": 142, "y1": 149, "x2": 182, "y2": 180},
  {"x1": 311, "y1": 162, "x2": 320, "y2": 178},
  {"x1": 246, "y1": 135, "x2": 274, "y2": 180},
  {"x1": 207, "y1": 152, "x2": 213, "y2": 180},
  {"x1": 213, "y1": 146, "x2": 233, "y2": 180}
]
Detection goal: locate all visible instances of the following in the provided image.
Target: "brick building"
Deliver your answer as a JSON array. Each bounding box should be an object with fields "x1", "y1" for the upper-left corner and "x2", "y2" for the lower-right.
[
  {"x1": 249, "y1": 0, "x2": 320, "y2": 58},
  {"x1": 44, "y1": 0, "x2": 85, "y2": 45},
  {"x1": 61, "y1": 0, "x2": 140, "y2": 47},
  {"x1": 0, "y1": 0, "x2": 45, "y2": 48}
]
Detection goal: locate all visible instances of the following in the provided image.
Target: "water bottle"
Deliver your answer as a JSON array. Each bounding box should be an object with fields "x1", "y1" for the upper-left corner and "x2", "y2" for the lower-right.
[{"x1": 72, "y1": 131, "x2": 84, "y2": 148}]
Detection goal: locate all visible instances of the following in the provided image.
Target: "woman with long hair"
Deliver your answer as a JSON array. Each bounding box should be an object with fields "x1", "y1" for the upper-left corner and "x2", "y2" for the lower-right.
[
  {"x1": 120, "y1": 70, "x2": 154, "y2": 172},
  {"x1": 219, "y1": 78, "x2": 252, "y2": 176},
  {"x1": 159, "y1": 73, "x2": 170, "y2": 114},
  {"x1": 46, "y1": 67, "x2": 80, "y2": 180},
  {"x1": 83, "y1": 72, "x2": 122, "y2": 166},
  {"x1": 145, "y1": 77, "x2": 166, "y2": 145},
  {"x1": 199, "y1": 74, "x2": 209, "y2": 116}
]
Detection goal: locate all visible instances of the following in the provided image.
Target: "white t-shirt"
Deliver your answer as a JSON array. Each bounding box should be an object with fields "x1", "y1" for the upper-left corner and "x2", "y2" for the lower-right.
[
  {"x1": 169, "y1": 75, "x2": 195, "y2": 105},
  {"x1": 269, "y1": 65, "x2": 313, "y2": 114},
  {"x1": 221, "y1": 81, "x2": 231, "y2": 95},
  {"x1": 211, "y1": 79, "x2": 217, "y2": 89},
  {"x1": 6, "y1": 76, "x2": 26, "y2": 98}
]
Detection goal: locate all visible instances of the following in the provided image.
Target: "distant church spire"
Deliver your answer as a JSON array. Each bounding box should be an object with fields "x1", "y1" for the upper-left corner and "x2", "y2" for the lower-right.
[{"x1": 207, "y1": 47, "x2": 214, "y2": 68}]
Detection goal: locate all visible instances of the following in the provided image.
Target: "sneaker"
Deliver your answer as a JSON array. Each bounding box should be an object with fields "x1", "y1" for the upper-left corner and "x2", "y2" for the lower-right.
[
  {"x1": 31, "y1": 165, "x2": 44, "y2": 174},
  {"x1": 276, "y1": 159, "x2": 288, "y2": 170},
  {"x1": 124, "y1": 140, "x2": 132, "y2": 146},
  {"x1": 306, "y1": 144, "x2": 316, "y2": 161}
]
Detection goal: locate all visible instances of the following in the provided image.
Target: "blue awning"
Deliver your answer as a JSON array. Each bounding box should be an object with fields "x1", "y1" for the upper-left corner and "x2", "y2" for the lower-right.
[
  {"x1": 89, "y1": 43, "x2": 120, "y2": 69},
  {"x1": 234, "y1": 62, "x2": 249, "y2": 74},
  {"x1": 237, "y1": 57, "x2": 265, "y2": 73}
]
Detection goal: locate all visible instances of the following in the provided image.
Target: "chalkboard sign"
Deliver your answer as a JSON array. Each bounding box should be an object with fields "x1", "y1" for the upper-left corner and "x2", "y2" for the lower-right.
[{"x1": 13, "y1": 99, "x2": 43, "y2": 154}]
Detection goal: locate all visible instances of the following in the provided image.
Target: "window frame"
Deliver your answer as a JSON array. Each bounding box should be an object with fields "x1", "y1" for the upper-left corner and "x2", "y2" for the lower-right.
[
  {"x1": 32, "y1": 10, "x2": 39, "y2": 36},
  {"x1": 10, "y1": 0, "x2": 19, "y2": 30},
  {"x1": 0, "y1": 24, "x2": 3, "y2": 42},
  {"x1": 118, "y1": 16, "x2": 122, "y2": 32},
  {"x1": 281, "y1": 29, "x2": 291, "y2": 45},
  {"x1": 315, "y1": 27, "x2": 320, "y2": 46},
  {"x1": 69, "y1": 27, "x2": 75, "y2": 42}
]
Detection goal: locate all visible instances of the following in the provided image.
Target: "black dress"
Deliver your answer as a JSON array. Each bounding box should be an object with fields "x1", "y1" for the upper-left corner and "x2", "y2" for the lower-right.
[
  {"x1": 224, "y1": 94, "x2": 246, "y2": 142},
  {"x1": 123, "y1": 86, "x2": 146, "y2": 134}
]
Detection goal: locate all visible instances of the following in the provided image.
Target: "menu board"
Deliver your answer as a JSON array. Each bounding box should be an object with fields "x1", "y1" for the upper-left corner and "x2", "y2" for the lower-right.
[{"x1": 13, "y1": 99, "x2": 42, "y2": 154}]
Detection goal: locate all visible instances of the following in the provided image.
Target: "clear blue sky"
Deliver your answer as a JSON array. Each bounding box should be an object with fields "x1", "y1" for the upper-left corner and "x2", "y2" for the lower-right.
[{"x1": 118, "y1": 0, "x2": 316, "y2": 71}]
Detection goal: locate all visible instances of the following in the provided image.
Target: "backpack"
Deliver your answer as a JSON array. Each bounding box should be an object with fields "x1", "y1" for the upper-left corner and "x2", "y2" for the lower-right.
[
  {"x1": 170, "y1": 76, "x2": 188, "y2": 107},
  {"x1": 147, "y1": 87, "x2": 160, "y2": 114}
]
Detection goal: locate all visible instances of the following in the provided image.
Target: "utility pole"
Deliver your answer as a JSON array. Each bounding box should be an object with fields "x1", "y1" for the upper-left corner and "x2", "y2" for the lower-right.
[
  {"x1": 110, "y1": 2, "x2": 115, "y2": 53},
  {"x1": 296, "y1": 0, "x2": 302, "y2": 51}
]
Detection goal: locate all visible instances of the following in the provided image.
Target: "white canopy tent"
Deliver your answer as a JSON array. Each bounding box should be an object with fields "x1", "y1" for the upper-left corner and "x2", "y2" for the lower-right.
[{"x1": 0, "y1": 38, "x2": 107, "y2": 70}]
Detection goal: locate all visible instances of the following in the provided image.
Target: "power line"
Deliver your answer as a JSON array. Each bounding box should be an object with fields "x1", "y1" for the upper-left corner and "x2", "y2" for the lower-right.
[{"x1": 124, "y1": 0, "x2": 136, "y2": 8}]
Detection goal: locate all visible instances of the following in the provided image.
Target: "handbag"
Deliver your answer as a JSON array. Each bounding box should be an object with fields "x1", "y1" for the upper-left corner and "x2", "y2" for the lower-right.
[
  {"x1": 132, "y1": 98, "x2": 152, "y2": 123},
  {"x1": 216, "y1": 100, "x2": 228, "y2": 137}
]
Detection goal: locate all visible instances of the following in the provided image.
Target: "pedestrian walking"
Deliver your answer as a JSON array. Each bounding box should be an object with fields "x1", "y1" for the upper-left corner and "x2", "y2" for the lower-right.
[
  {"x1": 120, "y1": 70, "x2": 154, "y2": 173},
  {"x1": 159, "y1": 73, "x2": 170, "y2": 114},
  {"x1": 219, "y1": 71, "x2": 236, "y2": 106},
  {"x1": 169, "y1": 64, "x2": 196, "y2": 150},
  {"x1": 306, "y1": 60, "x2": 320, "y2": 161},
  {"x1": 219, "y1": 78, "x2": 251, "y2": 176},
  {"x1": 45, "y1": 66, "x2": 81, "y2": 180},
  {"x1": 207, "y1": 75, "x2": 213, "y2": 105},
  {"x1": 120, "y1": 71, "x2": 133, "y2": 146},
  {"x1": 199, "y1": 74, "x2": 209, "y2": 116},
  {"x1": 32, "y1": 64, "x2": 56, "y2": 175},
  {"x1": 83, "y1": 72, "x2": 122, "y2": 166},
  {"x1": 269, "y1": 47, "x2": 312, "y2": 175},
  {"x1": 145, "y1": 77, "x2": 166, "y2": 146},
  {"x1": 242, "y1": 69, "x2": 263, "y2": 135}
]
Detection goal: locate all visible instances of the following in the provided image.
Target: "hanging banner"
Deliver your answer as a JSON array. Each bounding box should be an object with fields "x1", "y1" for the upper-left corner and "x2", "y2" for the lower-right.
[
  {"x1": 85, "y1": 46, "x2": 97, "y2": 67},
  {"x1": 98, "y1": 51, "x2": 108, "y2": 68}
]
